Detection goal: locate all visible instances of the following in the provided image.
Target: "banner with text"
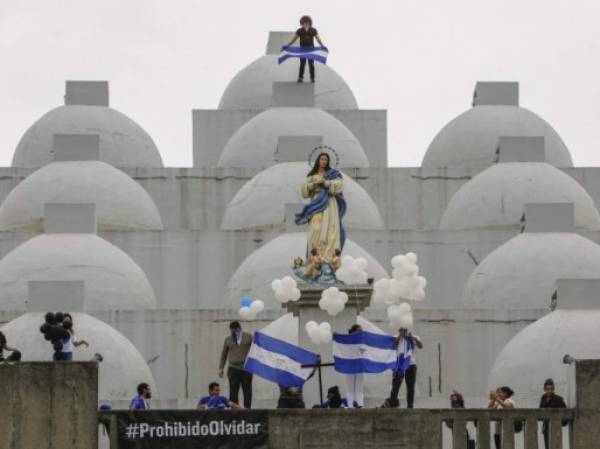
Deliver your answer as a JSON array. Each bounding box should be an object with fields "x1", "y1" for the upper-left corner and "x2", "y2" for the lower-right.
[{"x1": 114, "y1": 410, "x2": 268, "y2": 449}]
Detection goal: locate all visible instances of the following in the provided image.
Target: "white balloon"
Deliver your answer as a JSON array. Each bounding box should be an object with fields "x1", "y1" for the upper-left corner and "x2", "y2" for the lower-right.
[
  {"x1": 355, "y1": 257, "x2": 368, "y2": 270},
  {"x1": 306, "y1": 320, "x2": 319, "y2": 332},
  {"x1": 406, "y1": 252, "x2": 418, "y2": 264},
  {"x1": 319, "y1": 322, "x2": 332, "y2": 332},
  {"x1": 271, "y1": 279, "x2": 282, "y2": 291},
  {"x1": 391, "y1": 255, "x2": 407, "y2": 269},
  {"x1": 281, "y1": 276, "x2": 297, "y2": 290},
  {"x1": 250, "y1": 300, "x2": 265, "y2": 313},
  {"x1": 341, "y1": 255, "x2": 355, "y2": 266},
  {"x1": 400, "y1": 313, "x2": 414, "y2": 329},
  {"x1": 239, "y1": 306, "x2": 256, "y2": 320},
  {"x1": 289, "y1": 288, "x2": 301, "y2": 302}
]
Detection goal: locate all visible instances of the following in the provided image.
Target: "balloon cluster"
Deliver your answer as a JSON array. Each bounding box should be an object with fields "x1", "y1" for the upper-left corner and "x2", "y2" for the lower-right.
[
  {"x1": 238, "y1": 297, "x2": 265, "y2": 321},
  {"x1": 39, "y1": 312, "x2": 70, "y2": 355},
  {"x1": 371, "y1": 252, "x2": 427, "y2": 329},
  {"x1": 372, "y1": 253, "x2": 426, "y2": 305},
  {"x1": 319, "y1": 286, "x2": 349, "y2": 316},
  {"x1": 305, "y1": 321, "x2": 332, "y2": 345},
  {"x1": 335, "y1": 256, "x2": 368, "y2": 285},
  {"x1": 387, "y1": 302, "x2": 413, "y2": 329},
  {"x1": 271, "y1": 276, "x2": 301, "y2": 303}
]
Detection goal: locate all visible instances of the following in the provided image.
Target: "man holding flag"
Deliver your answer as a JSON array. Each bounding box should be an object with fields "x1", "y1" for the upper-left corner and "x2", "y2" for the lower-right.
[
  {"x1": 281, "y1": 15, "x2": 327, "y2": 83},
  {"x1": 332, "y1": 325, "x2": 423, "y2": 408}
]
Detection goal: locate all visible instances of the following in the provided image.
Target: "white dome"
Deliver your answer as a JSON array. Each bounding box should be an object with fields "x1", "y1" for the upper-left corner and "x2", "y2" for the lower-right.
[
  {"x1": 0, "y1": 234, "x2": 156, "y2": 310},
  {"x1": 217, "y1": 108, "x2": 369, "y2": 169},
  {"x1": 13, "y1": 106, "x2": 163, "y2": 168},
  {"x1": 440, "y1": 162, "x2": 600, "y2": 230},
  {"x1": 1, "y1": 312, "x2": 156, "y2": 400},
  {"x1": 461, "y1": 233, "x2": 600, "y2": 309},
  {"x1": 221, "y1": 162, "x2": 384, "y2": 230},
  {"x1": 488, "y1": 309, "x2": 600, "y2": 402},
  {"x1": 219, "y1": 55, "x2": 358, "y2": 110},
  {"x1": 224, "y1": 232, "x2": 388, "y2": 308},
  {"x1": 422, "y1": 106, "x2": 573, "y2": 168},
  {"x1": 0, "y1": 161, "x2": 163, "y2": 231}
]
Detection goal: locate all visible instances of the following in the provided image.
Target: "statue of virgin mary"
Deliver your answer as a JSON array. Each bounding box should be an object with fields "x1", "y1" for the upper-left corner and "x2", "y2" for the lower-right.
[{"x1": 295, "y1": 151, "x2": 346, "y2": 263}]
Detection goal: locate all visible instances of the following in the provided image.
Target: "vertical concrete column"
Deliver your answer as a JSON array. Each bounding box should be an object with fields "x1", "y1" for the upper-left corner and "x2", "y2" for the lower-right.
[
  {"x1": 286, "y1": 285, "x2": 372, "y2": 406},
  {"x1": 571, "y1": 359, "x2": 600, "y2": 449},
  {"x1": 64, "y1": 80, "x2": 109, "y2": 106},
  {"x1": 0, "y1": 362, "x2": 98, "y2": 449}
]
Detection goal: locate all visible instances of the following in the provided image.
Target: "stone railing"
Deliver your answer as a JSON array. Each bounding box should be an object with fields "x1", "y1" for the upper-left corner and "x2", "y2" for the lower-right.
[{"x1": 99, "y1": 408, "x2": 575, "y2": 449}]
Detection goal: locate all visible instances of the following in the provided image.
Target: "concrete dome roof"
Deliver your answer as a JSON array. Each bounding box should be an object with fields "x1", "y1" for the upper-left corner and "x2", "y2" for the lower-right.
[
  {"x1": 219, "y1": 55, "x2": 358, "y2": 110},
  {"x1": 488, "y1": 309, "x2": 600, "y2": 402},
  {"x1": 12, "y1": 106, "x2": 163, "y2": 168},
  {"x1": 422, "y1": 106, "x2": 573, "y2": 168},
  {"x1": 0, "y1": 234, "x2": 156, "y2": 310},
  {"x1": 224, "y1": 232, "x2": 388, "y2": 308},
  {"x1": 0, "y1": 161, "x2": 163, "y2": 231},
  {"x1": 221, "y1": 162, "x2": 384, "y2": 230},
  {"x1": 1, "y1": 312, "x2": 156, "y2": 400},
  {"x1": 440, "y1": 162, "x2": 600, "y2": 230},
  {"x1": 460, "y1": 233, "x2": 600, "y2": 309},
  {"x1": 217, "y1": 108, "x2": 369, "y2": 169}
]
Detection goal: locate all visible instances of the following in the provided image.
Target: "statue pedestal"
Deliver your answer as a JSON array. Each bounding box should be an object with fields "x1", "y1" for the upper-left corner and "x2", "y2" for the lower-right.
[{"x1": 284, "y1": 283, "x2": 373, "y2": 407}]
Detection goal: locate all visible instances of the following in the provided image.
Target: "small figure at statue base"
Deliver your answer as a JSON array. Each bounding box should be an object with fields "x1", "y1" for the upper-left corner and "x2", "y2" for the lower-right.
[{"x1": 291, "y1": 248, "x2": 338, "y2": 285}]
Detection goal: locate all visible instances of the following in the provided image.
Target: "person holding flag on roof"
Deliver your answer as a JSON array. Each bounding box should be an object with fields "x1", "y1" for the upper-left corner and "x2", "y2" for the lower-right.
[
  {"x1": 283, "y1": 15, "x2": 327, "y2": 83},
  {"x1": 389, "y1": 327, "x2": 423, "y2": 408}
]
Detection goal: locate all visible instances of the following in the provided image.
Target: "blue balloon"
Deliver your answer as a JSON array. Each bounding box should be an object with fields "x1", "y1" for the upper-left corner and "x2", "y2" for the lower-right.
[{"x1": 240, "y1": 297, "x2": 253, "y2": 308}]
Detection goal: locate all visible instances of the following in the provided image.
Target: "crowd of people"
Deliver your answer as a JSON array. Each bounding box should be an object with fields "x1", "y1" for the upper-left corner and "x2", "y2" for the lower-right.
[{"x1": 127, "y1": 320, "x2": 569, "y2": 449}]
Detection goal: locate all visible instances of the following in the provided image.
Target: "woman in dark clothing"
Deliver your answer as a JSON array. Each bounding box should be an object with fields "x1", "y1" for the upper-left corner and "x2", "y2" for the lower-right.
[{"x1": 539, "y1": 378, "x2": 567, "y2": 449}]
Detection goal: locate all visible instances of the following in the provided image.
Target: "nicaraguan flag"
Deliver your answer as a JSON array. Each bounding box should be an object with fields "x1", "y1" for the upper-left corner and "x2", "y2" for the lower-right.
[
  {"x1": 278, "y1": 46, "x2": 329, "y2": 65},
  {"x1": 333, "y1": 331, "x2": 398, "y2": 374},
  {"x1": 244, "y1": 331, "x2": 319, "y2": 387}
]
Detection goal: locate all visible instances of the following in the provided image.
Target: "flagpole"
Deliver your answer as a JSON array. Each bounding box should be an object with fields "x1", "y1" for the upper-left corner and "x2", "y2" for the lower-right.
[{"x1": 318, "y1": 363, "x2": 324, "y2": 406}]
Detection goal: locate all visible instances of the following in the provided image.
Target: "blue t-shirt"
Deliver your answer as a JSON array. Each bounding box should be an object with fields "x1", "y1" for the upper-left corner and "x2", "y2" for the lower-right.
[
  {"x1": 130, "y1": 396, "x2": 150, "y2": 410},
  {"x1": 198, "y1": 395, "x2": 230, "y2": 409}
]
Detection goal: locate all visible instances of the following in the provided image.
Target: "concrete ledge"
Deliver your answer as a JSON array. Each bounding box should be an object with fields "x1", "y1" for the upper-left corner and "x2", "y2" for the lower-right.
[
  {"x1": 99, "y1": 408, "x2": 575, "y2": 449},
  {"x1": 0, "y1": 362, "x2": 98, "y2": 449}
]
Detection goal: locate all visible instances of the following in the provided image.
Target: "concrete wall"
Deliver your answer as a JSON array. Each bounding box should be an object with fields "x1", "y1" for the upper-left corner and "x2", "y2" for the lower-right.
[
  {"x1": 0, "y1": 362, "x2": 98, "y2": 449},
  {"x1": 192, "y1": 110, "x2": 387, "y2": 168},
  {"x1": 0, "y1": 308, "x2": 542, "y2": 408},
  {"x1": 3, "y1": 166, "x2": 600, "y2": 232}
]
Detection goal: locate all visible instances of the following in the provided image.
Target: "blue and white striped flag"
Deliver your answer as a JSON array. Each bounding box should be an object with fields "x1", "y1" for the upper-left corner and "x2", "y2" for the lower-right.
[
  {"x1": 333, "y1": 331, "x2": 398, "y2": 374},
  {"x1": 244, "y1": 331, "x2": 319, "y2": 387},
  {"x1": 278, "y1": 46, "x2": 329, "y2": 65}
]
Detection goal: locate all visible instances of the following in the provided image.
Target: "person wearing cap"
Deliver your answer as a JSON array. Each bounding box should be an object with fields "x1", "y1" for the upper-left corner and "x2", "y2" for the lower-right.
[
  {"x1": 539, "y1": 378, "x2": 567, "y2": 449},
  {"x1": 284, "y1": 15, "x2": 326, "y2": 83}
]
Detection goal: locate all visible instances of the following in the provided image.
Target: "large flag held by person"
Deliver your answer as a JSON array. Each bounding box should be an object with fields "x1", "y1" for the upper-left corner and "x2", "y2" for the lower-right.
[
  {"x1": 278, "y1": 46, "x2": 329, "y2": 65},
  {"x1": 244, "y1": 331, "x2": 319, "y2": 387},
  {"x1": 333, "y1": 331, "x2": 398, "y2": 374}
]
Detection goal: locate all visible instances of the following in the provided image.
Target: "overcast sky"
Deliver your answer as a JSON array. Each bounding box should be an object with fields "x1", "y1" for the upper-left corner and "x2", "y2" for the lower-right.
[{"x1": 1, "y1": 0, "x2": 599, "y2": 167}]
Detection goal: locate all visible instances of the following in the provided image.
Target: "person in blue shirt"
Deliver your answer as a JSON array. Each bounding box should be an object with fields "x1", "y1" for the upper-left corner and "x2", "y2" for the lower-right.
[
  {"x1": 129, "y1": 382, "x2": 152, "y2": 410},
  {"x1": 197, "y1": 382, "x2": 241, "y2": 410}
]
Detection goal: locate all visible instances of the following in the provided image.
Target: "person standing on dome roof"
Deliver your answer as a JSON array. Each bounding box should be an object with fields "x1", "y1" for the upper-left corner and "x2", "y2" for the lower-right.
[{"x1": 284, "y1": 15, "x2": 326, "y2": 83}]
